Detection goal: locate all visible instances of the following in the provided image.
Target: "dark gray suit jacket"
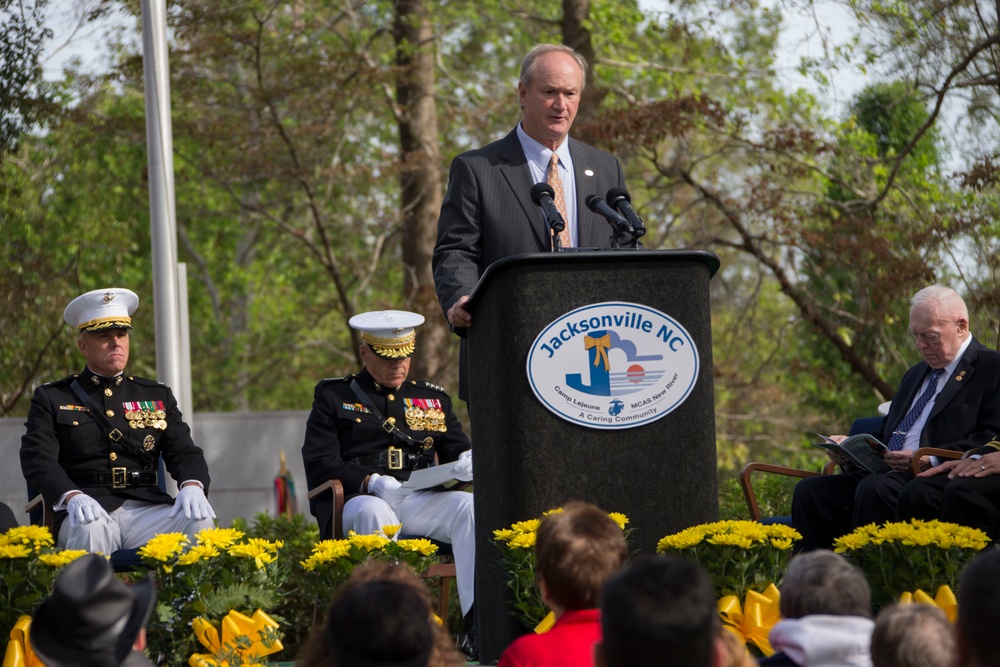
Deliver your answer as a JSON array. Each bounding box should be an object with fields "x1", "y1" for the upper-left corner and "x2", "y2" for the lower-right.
[{"x1": 433, "y1": 127, "x2": 629, "y2": 316}]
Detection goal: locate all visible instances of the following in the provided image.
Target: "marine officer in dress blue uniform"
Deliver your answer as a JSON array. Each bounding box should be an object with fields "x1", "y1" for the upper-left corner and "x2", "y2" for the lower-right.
[
  {"x1": 20, "y1": 288, "x2": 216, "y2": 553},
  {"x1": 301, "y1": 310, "x2": 477, "y2": 657}
]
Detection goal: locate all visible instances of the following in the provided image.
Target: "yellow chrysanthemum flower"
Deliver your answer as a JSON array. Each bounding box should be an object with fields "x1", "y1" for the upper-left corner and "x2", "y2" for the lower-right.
[
  {"x1": 301, "y1": 539, "x2": 353, "y2": 570},
  {"x1": 195, "y1": 527, "x2": 244, "y2": 549},
  {"x1": 0, "y1": 544, "x2": 33, "y2": 559},
  {"x1": 609, "y1": 513, "x2": 629, "y2": 530},
  {"x1": 397, "y1": 539, "x2": 438, "y2": 556},
  {"x1": 380, "y1": 524, "x2": 402, "y2": 538},
  {"x1": 729, "y1": 521, "x2": 769, "y2": 544},
  {"x1": 347, "y1": 532, "x2": 391, "y2": 551},
  {"x1": 3, "y1": 525, "x2": 55, "y2": 549},
  {"x1": 508, "y1": 532, "x2": 536, "y2": 549},
  {"x1": 244, "y1": 537, "x2": 283, "y2": 553},
  {"x1": 138, "y1": 533, "x2": 189, "y2": 562},
  {"x1": 832, "y1": 532, "x2": 869, "y2": 553},
  {"x1": 766, "y1": 525, "x2": 803, "y2": 542},
  {"x1": 177, "y1": 544, "x2": 222, "y2": 565},
  {"x1": 656, "y1": 528, "x2": 703, "y2": 552},
  {"x1": 37, "y1": 549, "x2": 90, "y2": 567},
  {"x1": 542, "y1": 508, "x2": 564, "y2": 516},
  {"x1": 510, "y1": 519, "x2": 541, "y2": 534},
  {"x1": 228, "y1": 542, "x2": 277, "y2": 569},
  {"x1": 707, "y1": 533, "x2": 754, "y2": 549},
  {"x1": 493, "y1": 529, "x2": 517, "y2": 542}
]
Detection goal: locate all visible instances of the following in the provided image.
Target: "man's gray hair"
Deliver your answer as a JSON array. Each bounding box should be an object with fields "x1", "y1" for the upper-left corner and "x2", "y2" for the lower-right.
[
  {"x1": 519, "y1": 44, "x2": 588, "y2": 91},
  {"x1": 870, "y1": 603, "x2": 955, "y2": 667},
  {"x1": 910, "y1": 285, "x2": 969, "y2": 321},
  {"x1": 779, "y1": 550, "x2": 872, "y2": 619}
]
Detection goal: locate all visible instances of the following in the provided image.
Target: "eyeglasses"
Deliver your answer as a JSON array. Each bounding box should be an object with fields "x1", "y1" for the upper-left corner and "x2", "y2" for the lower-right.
[{"x1": 911, "y1": 331, "x2": 942, "y2": 343}]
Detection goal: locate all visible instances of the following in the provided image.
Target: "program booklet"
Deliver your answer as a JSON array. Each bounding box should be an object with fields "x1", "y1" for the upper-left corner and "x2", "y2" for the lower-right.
[
  {"x1": 814, "y1": 433, "x2": 891, "y2": 474},
  {"x1": 400, "y1": 461, "x2": 472, "y2": 491}
]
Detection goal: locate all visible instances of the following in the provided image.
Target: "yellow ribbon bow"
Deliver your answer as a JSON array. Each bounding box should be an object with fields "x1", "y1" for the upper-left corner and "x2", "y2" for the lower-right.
[
  {"x1": 898, "y1": 585, "x2": 958, "y2": 623},
  {"x1": 189, "y1": 609, "x2": 283, "y2": 667},
  {"x1": 584, "y1": 334, "x2": 612, "y2": 372},
  {"x1": 534, "y1": 611, "x2": 556, "y2": 634},
  {"x1": 718, "y1": 584, "x2": 781, "y2": 656},
  {"x1": 2, "y1": 616, "x2": 44, "y2": 667}
]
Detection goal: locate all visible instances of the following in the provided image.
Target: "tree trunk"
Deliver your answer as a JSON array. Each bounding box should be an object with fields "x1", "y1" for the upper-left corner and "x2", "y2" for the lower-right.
[
  {"x1": 393, "y1": 0, "x2": 448, "y2": 382},
  {"x1": 561, "y1": 0, "x2": 606, "y2": 144}
]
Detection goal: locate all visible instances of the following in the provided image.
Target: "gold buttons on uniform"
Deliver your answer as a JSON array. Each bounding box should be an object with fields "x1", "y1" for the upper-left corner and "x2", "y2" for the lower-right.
[
  {"x1": 356, "y1": 418, "x2": 362, "y2": 423},
  {"x1": 388, "y1": 394, "x2": 395, "y2": 401},
  {"x1": 104, "y1": 388, "x2": 113, "y2": 397},
  {"x1": 72, "y1": 421, "x2": 79, "y2": 426},
  {"x1": 106, "y1": 409, "x2": 115, "y2": 417},
  {"x1": 387, "y1": 416, "x2": 396, "y2": 424},
  {"x1": 110, "y1": 452, "x2": 118, "y2": 461}
]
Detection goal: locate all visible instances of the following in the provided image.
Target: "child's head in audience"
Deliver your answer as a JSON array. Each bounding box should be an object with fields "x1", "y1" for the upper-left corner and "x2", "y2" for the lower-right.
[{"x1": 535, "y1": 501, "x2": 629, "y2": 615}]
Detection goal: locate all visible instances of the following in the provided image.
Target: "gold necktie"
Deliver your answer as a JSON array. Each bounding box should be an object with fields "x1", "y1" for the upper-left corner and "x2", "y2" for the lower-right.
[{"x1": 547, "y1": 152, "x2": 572, "y2": 248}]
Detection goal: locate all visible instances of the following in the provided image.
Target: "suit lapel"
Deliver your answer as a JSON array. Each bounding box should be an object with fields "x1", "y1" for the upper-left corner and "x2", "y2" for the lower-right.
[
  {"x1": 569, "y1": 139, "x2": 604, "y2": 247},
  {"x1": 928, "y1": 337, "x2": 979, "y2": 420},
  {"x1": 497, "y1": 129, "x2": 550, "y2": 249}
]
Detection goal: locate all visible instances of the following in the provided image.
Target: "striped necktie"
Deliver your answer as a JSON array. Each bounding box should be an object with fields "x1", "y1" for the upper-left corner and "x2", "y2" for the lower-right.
[{"x1": 886, "y1": 368, "x2": 945, "y2": 451}]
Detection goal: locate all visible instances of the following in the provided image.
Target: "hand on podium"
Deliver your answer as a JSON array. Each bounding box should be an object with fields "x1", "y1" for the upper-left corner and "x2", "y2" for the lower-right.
[{"x1": 447, "y1": 295, "x2": 472, "y2": 328}]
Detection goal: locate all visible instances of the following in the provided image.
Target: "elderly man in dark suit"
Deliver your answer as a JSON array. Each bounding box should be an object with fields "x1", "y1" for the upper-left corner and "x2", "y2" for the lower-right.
[
  {"x1": 433, "y1": 43, "x2": 633, "y2": 398},
  {"x1": 20, "y1": 288, "x2": 215, "y2": 553},
  {"x1": 792, "y1": 285, "x2": 1000, "y2": 551}
]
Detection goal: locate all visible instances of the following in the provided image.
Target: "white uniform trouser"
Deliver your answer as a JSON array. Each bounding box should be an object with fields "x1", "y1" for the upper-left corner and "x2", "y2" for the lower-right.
[
  {"x1": 58, "y1": 499, "x2": 215, "y2": 552},
  {"x1": 344, "y1": 490, "x2": 475, "y2": 615}
]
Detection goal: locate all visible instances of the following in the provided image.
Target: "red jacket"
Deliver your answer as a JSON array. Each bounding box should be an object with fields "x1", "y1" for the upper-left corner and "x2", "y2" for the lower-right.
[{"x1": 498, "y1": 609, "x2": 601, "y2": 667}]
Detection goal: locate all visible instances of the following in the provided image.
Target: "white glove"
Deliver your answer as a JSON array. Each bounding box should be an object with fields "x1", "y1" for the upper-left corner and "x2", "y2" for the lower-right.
[
  {"x1": 453, "y1": 450, "x2": 473, "y2": 482},
  {"x1": 66, "y1": 493, "x2": 110, "y2": 528},
  {"x1": 369, "y1": 473, "x2": 413, "y2": 514},
  {"x1": 169, "y1": 484, "x2": 216, "y2": 521}
]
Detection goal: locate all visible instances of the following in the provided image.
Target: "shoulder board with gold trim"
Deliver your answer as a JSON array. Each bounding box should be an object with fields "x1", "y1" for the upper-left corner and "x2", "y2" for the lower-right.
[
  {"x1": 416, "y1": 380, "x2": 448, "y2": 394},
  {"x1": 128, "y1": 376, "x2": 168, "y2": 387},
  {"x1": 43, "y1": 374, "x2": 78, "y2": 387},
  {"x1": 318, "y1": 375, "x2": 354, "y2": 387}
]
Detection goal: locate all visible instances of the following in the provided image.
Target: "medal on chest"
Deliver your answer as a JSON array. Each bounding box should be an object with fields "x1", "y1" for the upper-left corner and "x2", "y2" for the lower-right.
[
  {"x1": 403, "y1": 398, "x2": 446, "y2": 432},
  {"x1": 123, "y1": 401, "x2": 167, "y2": 430}
]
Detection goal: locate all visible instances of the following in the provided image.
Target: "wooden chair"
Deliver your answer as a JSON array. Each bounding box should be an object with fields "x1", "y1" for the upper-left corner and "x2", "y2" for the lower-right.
[
  {"x1": 307, "y1": 478, "x2": 458, "y2": 620},
  {"x1": 740, "y1": 417, "x2": 879, "y2": 522},
  {"x1": 741, "y1": 446, "x2": 968, "y2": 522},
  {"x1": 739, "y1": 417, "x2": 967, "y2": 522}
]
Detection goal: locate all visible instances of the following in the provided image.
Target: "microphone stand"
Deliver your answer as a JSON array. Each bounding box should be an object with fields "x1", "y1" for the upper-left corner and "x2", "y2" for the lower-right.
[{"x1": 549, "y1": 217, "x2": 565, "y2": 252}]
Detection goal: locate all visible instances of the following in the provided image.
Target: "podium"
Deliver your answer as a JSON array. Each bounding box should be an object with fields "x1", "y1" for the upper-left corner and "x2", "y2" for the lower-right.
[{"x1": 465, "y1": 249, "x2": 720, "y2": 663}]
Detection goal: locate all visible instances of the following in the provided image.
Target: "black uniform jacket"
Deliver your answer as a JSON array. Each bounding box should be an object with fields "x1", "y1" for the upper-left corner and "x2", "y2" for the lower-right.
[
  {"x1": 301, "y1": 368, "x2": 471, "y2": 535},
  {"x1": 20, "y1": 367, "x2": 211, "y2": 533}
]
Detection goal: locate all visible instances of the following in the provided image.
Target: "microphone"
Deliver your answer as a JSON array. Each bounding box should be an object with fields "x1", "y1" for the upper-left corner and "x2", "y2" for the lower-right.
[
  {"x1": 530, "y1": 182, "x2": 566, "y2": 234},
  {"x1": 606, "y1": 187, "x2": 646, "y2": 238},
  {"x1": 585, "y1": 194, "x2": 630, "y2": 233}
]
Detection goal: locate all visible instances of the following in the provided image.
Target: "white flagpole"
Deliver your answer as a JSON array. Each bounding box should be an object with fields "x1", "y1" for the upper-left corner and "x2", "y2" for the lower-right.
[{"x1": 141, "y1": 0, "x2": 190, "y2": 457}]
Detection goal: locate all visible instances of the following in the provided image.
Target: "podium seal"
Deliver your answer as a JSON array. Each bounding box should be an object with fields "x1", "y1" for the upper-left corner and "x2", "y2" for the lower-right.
[{"x1": 526, "y1": 301, "x2": 699, "y2": 430}]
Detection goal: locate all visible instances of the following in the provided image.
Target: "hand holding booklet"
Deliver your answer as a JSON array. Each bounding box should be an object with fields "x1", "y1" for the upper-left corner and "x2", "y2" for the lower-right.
[
  {"x1": 401, "y1": 461, "x2": 473, "y2": 491},
  {"x1": 814, "y1": 433, "x2": 891, "y2": 474}
]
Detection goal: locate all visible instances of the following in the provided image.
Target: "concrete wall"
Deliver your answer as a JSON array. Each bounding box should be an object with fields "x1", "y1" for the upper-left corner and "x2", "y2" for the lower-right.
[{"x1": 1, "y1": 411, "x2": 312, "y2": 528}]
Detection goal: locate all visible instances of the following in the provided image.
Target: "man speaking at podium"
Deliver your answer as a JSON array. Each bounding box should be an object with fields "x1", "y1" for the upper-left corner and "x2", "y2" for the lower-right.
[{"x1": 433, "y1": 43, "x2": 636, "y2": 398}]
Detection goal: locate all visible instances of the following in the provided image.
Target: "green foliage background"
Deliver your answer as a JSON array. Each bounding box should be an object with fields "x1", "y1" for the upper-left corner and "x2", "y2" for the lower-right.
[{"x1": 2, "y1": 0, "x2": 1000, "y2": 489}]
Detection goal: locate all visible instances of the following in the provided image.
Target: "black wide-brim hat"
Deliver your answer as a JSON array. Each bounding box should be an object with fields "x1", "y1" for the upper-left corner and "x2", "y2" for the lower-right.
[{"x1": 30, "y1": 554, "x2": 156, "y2": 667}]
